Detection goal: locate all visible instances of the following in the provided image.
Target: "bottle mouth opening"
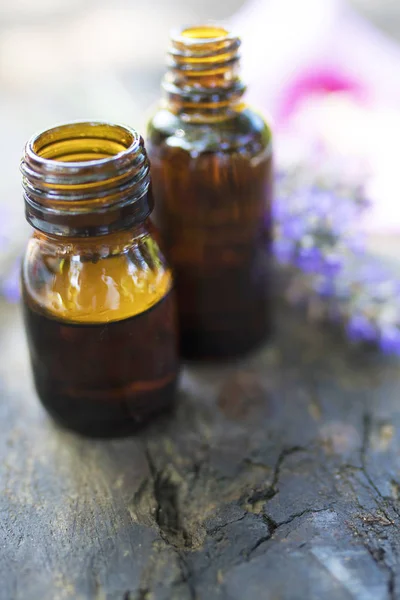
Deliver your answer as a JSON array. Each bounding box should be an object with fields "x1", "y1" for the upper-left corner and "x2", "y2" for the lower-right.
[
  {"x1": 26, "y1": 121, "x2": 140, "y2": 170},
  {"x1": 171, "y1": 24, "x2": 239, "y2": 53},
  {"x1": 21, "y1": 121, "x2": 147, "y2": 188},
  {"x1": 178, "y1": 25, "x2": 231, "y2": 42},
  {"x1": 169, "y1": 23, "x2": 240, "y2": 63}
]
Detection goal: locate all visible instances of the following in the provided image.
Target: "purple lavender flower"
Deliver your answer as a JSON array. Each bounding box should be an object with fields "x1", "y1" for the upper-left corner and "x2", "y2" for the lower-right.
[
  {"x1": 324, "y1": 253, "x2": 343, "y2": 276},
  {"x1": 295, "y1": 246, "x2": 322, "y2": 273},
  {"x1": 346, "y1": 314, "x2": 377, "y2": 343},
  {"x1": 274, "y1": 238, "x2": 294, "y2": 264},
  {"x1": 281, "y1": 216, "x2": 307, "y2": 239},
  {"x1": 380, "y1": 326, "x2": 400, "y2": 355},
  {"x1": 274, "y1": 164, "x2": 400, "y2": 357}
]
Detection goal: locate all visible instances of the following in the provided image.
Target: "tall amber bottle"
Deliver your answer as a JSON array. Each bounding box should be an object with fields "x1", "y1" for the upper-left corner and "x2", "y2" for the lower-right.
[
  {"x1": 21, "y1": 122, "x2": 179, "y2": 437},
  {"x1": 147, "y1": 25, "x2": 273, "y2": 359}
]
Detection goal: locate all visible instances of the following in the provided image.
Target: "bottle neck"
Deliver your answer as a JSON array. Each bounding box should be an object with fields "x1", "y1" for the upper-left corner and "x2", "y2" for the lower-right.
[
  {"x1": 21, "y1": 122, "x2": 153, "y2": 238},
  {"x1": 31, "y1": 221, "x2": 153, "y2": 259},
  {"x1": 162, "y1": 25, "x2": 246, "y2": 122}
]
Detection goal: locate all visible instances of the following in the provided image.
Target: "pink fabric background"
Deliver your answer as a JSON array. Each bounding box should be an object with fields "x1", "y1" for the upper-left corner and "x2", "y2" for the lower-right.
[{"x1": 231, "y1": 0, "x2": 400, "y2": 235}]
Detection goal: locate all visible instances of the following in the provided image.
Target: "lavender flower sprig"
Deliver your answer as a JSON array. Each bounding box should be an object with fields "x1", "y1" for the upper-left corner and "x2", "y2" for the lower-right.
[{"x1": 274, "y1": 166, "x2": 400, "y2": 356}]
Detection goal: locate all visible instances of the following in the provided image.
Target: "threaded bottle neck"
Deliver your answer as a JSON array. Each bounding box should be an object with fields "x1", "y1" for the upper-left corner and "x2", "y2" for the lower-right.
[
  {"x1": 163, "y1": 25, "x2": 246, "y2": 120},
  {"x1": 21, "y1": 122, "x2": 153, "y2": 237}
]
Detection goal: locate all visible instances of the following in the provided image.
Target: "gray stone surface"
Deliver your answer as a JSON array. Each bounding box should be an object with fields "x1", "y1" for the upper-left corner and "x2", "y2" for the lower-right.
[{"x1": 1, "y1": 300, "x2": 400, "y2": 599}]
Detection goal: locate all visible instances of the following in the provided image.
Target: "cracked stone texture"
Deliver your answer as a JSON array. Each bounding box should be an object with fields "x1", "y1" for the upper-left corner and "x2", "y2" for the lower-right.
[{"x1": 2, "y1": 298, "x2": 400, "y2": 600}]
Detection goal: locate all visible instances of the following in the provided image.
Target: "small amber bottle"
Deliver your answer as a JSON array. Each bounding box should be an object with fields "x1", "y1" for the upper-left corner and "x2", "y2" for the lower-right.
[
  {"x1": 147, "y1": 25, "x2": 273, "y2": 359},
  {"x1": 21, "y1": 122, "x2": 179, "y2": 437}
]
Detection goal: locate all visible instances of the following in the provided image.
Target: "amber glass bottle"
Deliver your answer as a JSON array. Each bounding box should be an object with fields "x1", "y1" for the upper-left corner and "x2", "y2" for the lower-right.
[
  {"x1": 21, "y1": 122, "x2": 179, "y2": 437},
  {"x1": 147, "y1": 25, "x2": 273, "y2": 359}
]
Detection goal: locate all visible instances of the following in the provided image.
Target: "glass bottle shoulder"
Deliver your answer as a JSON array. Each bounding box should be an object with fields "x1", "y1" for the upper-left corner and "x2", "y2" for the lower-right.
[
  {"x1": 21, "y1": 227, "x2": 172, "y2": 323},
  {"x1": 147, "y1": 104, "x2": 273, "y2": 158}
]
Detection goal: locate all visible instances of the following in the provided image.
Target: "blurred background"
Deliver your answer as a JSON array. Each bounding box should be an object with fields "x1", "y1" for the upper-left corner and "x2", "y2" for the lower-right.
[
  {"x1": 1, "y1": 0, "x2": 400, "y2": 352},
  {"x1": 0, "y1": 0, "x2": 399, "y2": 201}
]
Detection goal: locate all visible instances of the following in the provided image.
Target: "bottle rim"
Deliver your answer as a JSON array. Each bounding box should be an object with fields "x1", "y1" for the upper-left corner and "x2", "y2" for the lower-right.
[
  {"x1": 21, "y1": 121, "x2": 153, "y2": 237},
  {"x1": 170, "y1": 23, "x2": 237, "y2": 45},
  {"x1": 22, "y1": 121, "x2": 142, "y2": 183},
  {"x1": 163, "y1": 24, "x2": 245, "y2": 118}
]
